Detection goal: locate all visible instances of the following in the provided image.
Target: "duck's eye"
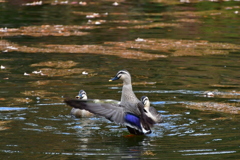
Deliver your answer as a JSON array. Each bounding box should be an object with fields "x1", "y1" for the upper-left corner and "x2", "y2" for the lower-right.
[
  {"x1": 143, "y1": 98, "x2": 147, "y2": 103},
  {"x1": 118, "y1": 71, "x2": 127, "y2": 75}
]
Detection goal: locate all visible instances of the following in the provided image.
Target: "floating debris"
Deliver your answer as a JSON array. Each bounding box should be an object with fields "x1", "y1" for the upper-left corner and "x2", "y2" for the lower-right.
[
  {"x1": 0, "y1": 120, "x2": 11, "y2": 131},
  {"x1": 87, "y1": 20, "x2": 106, "y2": 25},
  {"x1": 95, "y1": 21, "x2": 101, "y2": 25},
  {"x1": 112, "y1": 2, "x2": 119, "y2": 6},
  {"x1": 31, "y1": 68, "x2": 93, "y2": 77},
  {"x1": 14, "y1": 98, "x2": 33, "y2": 103},
  {"x1": 79, "y1": 1, "x2": 87, "y2": 6},
  {"x1": 86, "y1": 13, "x2": 100, "y2": 19},
  {"x1": 6, "y1": 46, "x2": 18, "y2": 50},
  {"x1": 24, "y1": 72, "x2": 30, "y2": 76},
  {"x1": 185, "y1": 102, "x2": 240, "y2": 114},
  {"x1": 82, "y1": 71, "x2": 88, "y2": 75},
  {"x1": 135, "y1": 38, "x2": 146, "y2": 42},
  {"x1": 1, "y1": 37, "x2": 239, "y2": 60},
  {"x1": 204, "y1": 91, "x2": 214, "y2": 97},
  {"x1": 40, "y1": 72, "x2": 47, "y2": 76},
  {"x1": 60, "y1": 1, "x2": 68, "y2": 4},
  {"x1": 21, "y1": 90, "x2": 57, "y2": 98},
  {"x1": 1, "y1": 65, "x2": 6, "y2": 69},
  {"x1": 0, "y1": 27, "x2": 7, "y2": 32},
  {"x1": 31, "y1": 60, "x2": 78, "y2": 68},
  {"x1": 22, "y1": 1, "x2": 42, "y2": 6},
  {"x1": 0, "y1": 25, "x2": 89, "y2": 37},
  {"x1": 24, "y1": 70, "x2": 47, "y2": 76},
  {"x1": 32, "y1": 70, "x2": 42, "y2": 74},
  {"x1": 143, "y1": 150, "x2": 156, "y2": 156},
  {"x1": 180, "y1": 0, "x2": 190, "y2": 3},
  {"x1": 105, "y1": 39, "x2": 240, "y2": 57}
]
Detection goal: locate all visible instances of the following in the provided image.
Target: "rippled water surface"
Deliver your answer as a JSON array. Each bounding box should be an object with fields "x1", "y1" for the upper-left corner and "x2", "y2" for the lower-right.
[{"x1": 0, "y1": 0, "x2": 240, "y2": 159}]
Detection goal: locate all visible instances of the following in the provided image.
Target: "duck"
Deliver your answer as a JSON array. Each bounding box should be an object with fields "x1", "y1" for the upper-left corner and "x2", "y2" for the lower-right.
[
  {"x1": 65, "y1": 70, "x2": 157, "y2": 134},
  {"x1": 65, "y1": 98, "x2": 155, "y2": 135},
  {"x1": 109, "y1": 70, "x2": 141, "y2": 115},
  {"x1": 109, "y1": 70, "x2": 149, "y2": 134},
  {"x1": 140, "y1": 96, "x2": 163, "y2": 123},
  {"x1": 75, "y1": 89, "x2": 87, "y2": 100},
  {"x1": 70, "y1": 90, "x2": 93, "y2": 118}
]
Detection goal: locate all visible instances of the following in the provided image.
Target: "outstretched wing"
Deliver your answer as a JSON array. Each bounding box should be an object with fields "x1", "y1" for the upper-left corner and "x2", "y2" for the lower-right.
[
  {"x1": 65, "y1": 99, "x2": 125, "y2": 124},
  {"x1": 135, "y1": 102, "x2": 155, "y2": 134},
  {"x1": 149, "y1": 106, "x2": 163, "y2": 123}
]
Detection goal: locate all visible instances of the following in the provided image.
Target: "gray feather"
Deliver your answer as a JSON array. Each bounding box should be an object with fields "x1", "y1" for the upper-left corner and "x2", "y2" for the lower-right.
[
  {"x1": 149, "y1": 106, "x2": 163, "y2": 123},
  {"x1": 65, "y1": 99, "x2": 125, "y2": 124}
]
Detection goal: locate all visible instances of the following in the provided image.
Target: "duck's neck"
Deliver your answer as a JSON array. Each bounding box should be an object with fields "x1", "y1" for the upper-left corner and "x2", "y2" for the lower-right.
[
  {"x1": 82, "y1": 96, "x2": 87, "y2": 100},
  {"x1": 145, "y1": 102, "x2": 150, "y2": 111},
  {"x1": 120, "y1": 84, "x2": 139, "y2": 105}
]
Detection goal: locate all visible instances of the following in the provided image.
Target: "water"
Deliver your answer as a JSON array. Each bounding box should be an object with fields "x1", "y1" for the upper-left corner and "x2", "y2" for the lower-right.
[{"x1": 0, "y1": 0, "x2": 240, "y2": 159}]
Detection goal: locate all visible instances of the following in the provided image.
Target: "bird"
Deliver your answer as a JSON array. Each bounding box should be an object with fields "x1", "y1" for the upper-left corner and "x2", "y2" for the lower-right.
[
  {"x1": 65, "y1": 98, "x2": 155, "y2": 135},
  {"x1": 109, "y1": 70, "x2": 141, "y2": 115},
  {"x1": 109, "y1": 70, "x2": 146, "y2": 134},
  {"x1": 70, "y1": 90, "x2": 94, "y2": 118},
  {"x1": 65, "y1": 70, "x2": 157, "y2": 134},
  {"x1": 140, "y1": 96, "x2": 163, "y2": 123}
]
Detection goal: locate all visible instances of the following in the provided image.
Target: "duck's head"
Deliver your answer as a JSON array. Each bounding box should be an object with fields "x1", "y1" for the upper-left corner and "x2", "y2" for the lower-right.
[
  {"x1": 109, "y1": 70, "x2": 131, "y2": 82},
  {"x1": 141, "y1": 96, "x2": 150, "y2": 110},
  {"x1": 76, "y1": 90, "x2": 87, "y2": 100}
]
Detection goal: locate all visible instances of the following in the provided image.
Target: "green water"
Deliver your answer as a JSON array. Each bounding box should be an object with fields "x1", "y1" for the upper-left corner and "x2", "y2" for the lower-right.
[{"x1": 0, "y1": 0, "x2": 240, "y2": 159}]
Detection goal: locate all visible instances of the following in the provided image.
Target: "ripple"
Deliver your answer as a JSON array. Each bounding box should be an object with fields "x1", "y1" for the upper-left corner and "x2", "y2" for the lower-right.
[
  {"x1": 190, "y1": 133, "x2": 212, "y2": 136},
  {"x1": 151, "y1": 101, "x2": 180, "y2": 105},
  {"x1": 178, "y1": 149, "x2": 213, "y2": 152},
  {"x1": 0, "y1": 107, "x2": 28, "y2": 111},
  {"x1": 0, "y1": 149, "x2": 22, "y2": 153},
  {"x1": 35, "y1": 103, "x2": 65, "y2": 106},
  {"x1": 43, "y1": 126, "x2": 57, "y2": 130},
  {"x1": 182, "y1": 150, "x2": 236, "y2": 156},
  {"x1": 22, "y1": 128, "x2": 43, "y2": 132},
  {"x1": 36, "y1": 116, "x2": 63, "y2": 121},
  {"x1": 108, "y1": 87, "x2": 121, "y2": 89},
  {"x1": 229, "y1": 99, "x2": 240, "y2": 102},
  {"x1": 135, "y1": 90, "x2": 202, "y2": 94},
  {"x1": 135, "y1": 90, "x2": 240, "y2": 97},
  {"x1": 25, "y1": 123, "x2": 38, "y2": 127}
]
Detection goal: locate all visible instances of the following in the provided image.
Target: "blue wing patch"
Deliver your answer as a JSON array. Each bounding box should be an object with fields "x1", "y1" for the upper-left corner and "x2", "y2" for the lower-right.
[{"x1": 125, "y1": 113, "x2": 141, "y2": 130}]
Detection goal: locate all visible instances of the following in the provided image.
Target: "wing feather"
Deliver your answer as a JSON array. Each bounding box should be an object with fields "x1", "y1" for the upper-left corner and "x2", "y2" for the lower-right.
[
  {"x1": 65, "y1": 99, "x2": 125, "y2": 124},
  {"x1": 148, "y1": 106, "x2": 163, "y2": 123}
]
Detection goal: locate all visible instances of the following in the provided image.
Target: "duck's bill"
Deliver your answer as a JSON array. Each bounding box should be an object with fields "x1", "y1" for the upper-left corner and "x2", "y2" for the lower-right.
[
  {"x1": 76, "y1": 93, "x2": 84, "y2": 99},
  {"x1": 109, "y1": 76, "x2": 119, "y2": 81}
]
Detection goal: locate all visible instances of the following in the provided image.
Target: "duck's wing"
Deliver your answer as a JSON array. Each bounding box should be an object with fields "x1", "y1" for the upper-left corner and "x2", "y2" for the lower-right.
[
  {"x1": 137, "y1": 102, "x2": 155, "y2": 134},
  {"x1": 138, "y1": 103, "x2": 156, "y2": 126},
  {"x1": 148, "y1": 106, "x2": 163, "y2": 123},
  {"x1": 65, "y1": 99, "x2": 125, "y2": 124}
]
